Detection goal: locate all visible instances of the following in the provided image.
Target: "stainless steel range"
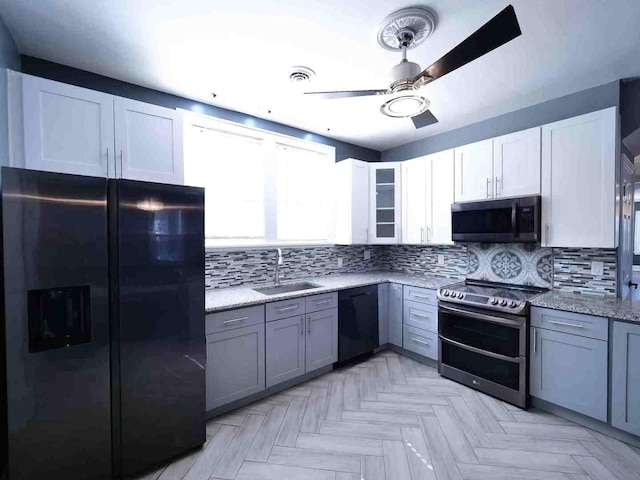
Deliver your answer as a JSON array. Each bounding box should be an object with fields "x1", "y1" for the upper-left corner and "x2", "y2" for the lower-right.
[{"x1": 436, "y1": 279, "x2": 547, "y2": 408}]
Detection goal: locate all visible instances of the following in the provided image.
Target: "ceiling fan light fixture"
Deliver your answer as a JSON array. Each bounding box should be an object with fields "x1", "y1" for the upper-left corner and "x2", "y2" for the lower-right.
[{"x1": 381, "y1": 94, "x2": 430, "y2": 118}]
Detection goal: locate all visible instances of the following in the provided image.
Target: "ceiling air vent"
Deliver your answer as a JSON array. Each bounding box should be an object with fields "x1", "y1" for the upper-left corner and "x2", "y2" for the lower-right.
[{"x1": 289, "y1": 66, "x2": 316, "y2": 83}]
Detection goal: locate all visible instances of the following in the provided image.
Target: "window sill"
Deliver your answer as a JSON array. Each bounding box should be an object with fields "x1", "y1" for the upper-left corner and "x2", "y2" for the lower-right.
[{"x1": 205, "y1": 242, "x2": 337, "y2": 252}]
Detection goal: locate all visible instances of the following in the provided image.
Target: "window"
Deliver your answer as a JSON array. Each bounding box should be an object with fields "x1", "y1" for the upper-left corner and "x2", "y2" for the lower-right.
[{"x1": 183, "y1": 114, "x2": 335, "y2": 247}]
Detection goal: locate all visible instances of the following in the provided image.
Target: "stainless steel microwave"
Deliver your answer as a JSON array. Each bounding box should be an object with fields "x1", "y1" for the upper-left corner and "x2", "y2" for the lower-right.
[{"x1": 451, "y1": 195, "x2": 541, "y2": 243}]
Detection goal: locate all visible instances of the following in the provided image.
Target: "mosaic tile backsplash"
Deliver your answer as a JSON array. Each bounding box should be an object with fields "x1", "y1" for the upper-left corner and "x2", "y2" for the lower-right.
[
  {"x1": 204, "y1": 244, "x2": 618, "y2": 295},
  {"x1": 553, "y1": 248, "x2": 617, "y2": 296}
]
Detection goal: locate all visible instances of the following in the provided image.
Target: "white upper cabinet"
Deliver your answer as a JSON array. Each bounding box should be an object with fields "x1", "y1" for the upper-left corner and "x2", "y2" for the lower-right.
[
  {"x1": 541, "y1": 107, "x2": 617, "y2": 248},
  {"x1": 492, "y1": 127, "x2": 541, "y2": 198},
  {"x1": 114, "y1": 97, "x2": 184, "y2": 184},
  {"x1": 454, "y1": 139, "x2": 493, "y2": 202},
  {"x1": 335, "y1": 159, "x2": 370, "y2": 244},
  {"x1": 401, "y1": 158, "x2": 427, "y2": 244},
  {"x1": 20, "y1": 74, "x2": 184, "y2": 184},
  {"x1": 22, "y1": 74, "x2": 115, "y2": 177},
  {"x1": 428, "y1": 149, "x2": 455, "y2": 245},
  {"x1": 402, "y1": 149, "x2": 454, "y2": 245},
  {"x1": 369, "y1": 162, "x2": 401, "y2": 244}
]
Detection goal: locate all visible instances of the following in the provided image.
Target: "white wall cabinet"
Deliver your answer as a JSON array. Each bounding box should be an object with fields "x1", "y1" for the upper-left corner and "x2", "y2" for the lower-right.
[
  {"x1": 21, "y1": 74, "x2": 184, "y2": 184},
  {"x1": 22, "y1": 74, "x2": 115, "y2": 178},
  {"x1": 335, "y1": 158, "x2": 370, "y2": 244},
  {"x1": 492, "y1": 127, "x2": 541, "y2": 198},
  {"x1": 401, "y1": 157, "x2": 427, "y2": 244},
  {"x1": 454, "y1": 139, "x2": 494, "y2": 202},
  {"x1": 114, "y1": 97, "x2": 184, "y2": 184},
  {"x1": 402, "y1": 149, "x2": 454, "y2": 245},
  {"x1": 369, "y1": 162, "x2": 401, "y2": 244},
  {"x1": 541, "y1": 107, "x2": 617, "y2": 248}
]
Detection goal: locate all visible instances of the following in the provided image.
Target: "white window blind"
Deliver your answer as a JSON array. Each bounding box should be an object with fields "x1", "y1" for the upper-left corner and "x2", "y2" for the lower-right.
[
  {"x1": 184, "y1": 125, "x2": 266, "y2": 244},
  {"x1": 183, "y1": 113, "x2": 336, "y2": 247},
  {"x1": 275, "y1": 143, "x2": 333, "y2": 242}
]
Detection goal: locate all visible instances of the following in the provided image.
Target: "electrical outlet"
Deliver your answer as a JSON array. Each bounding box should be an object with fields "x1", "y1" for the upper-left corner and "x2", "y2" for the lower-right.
[
  {"x1": 438, "y1": 254, "x2": 445, "y2": 265},
  {"x1": 591, "y1": 261, "x2": 604, "y2": 276},
  {"x1": 337, "y1": 258, "x2": 343, "y2": 268},
  {"x1": 364, "y1": 249, "x2": 371, "y2": 260}
]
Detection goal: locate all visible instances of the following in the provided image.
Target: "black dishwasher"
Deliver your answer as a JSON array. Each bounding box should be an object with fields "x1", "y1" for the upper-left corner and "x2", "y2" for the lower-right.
[{"x1": 338, "y1": 285, "x2": 379, "y2": 362}]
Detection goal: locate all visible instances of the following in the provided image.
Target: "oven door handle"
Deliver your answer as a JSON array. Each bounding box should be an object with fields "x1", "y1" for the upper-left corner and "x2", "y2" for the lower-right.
[
  {"x1": 439, "y1": 335, "x2": 523, "y2": 364},
  {"x1": 438, "y1": 305, "x2": 523, "y2": 328}
]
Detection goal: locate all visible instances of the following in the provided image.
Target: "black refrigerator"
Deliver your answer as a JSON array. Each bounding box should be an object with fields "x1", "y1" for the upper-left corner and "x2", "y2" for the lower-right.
[{"x1": 0, "y1": 168, "x2": 205, "y2": 480}]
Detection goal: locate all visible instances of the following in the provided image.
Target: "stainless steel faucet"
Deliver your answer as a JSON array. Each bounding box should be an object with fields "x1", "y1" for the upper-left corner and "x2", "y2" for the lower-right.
[{"x1": 274, "y1": 248, "x2": 284, "y2": 285}]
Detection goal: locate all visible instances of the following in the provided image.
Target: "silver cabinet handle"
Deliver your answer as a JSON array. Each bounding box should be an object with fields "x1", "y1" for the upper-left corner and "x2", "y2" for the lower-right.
[
  {"x1": 365, "y1": 227, "x2": 369, "y2": 243},
  {"x1": 307, "y1": 315, "x2": 311, "y2": 335},
  {"x1": 119, "y1": 149, "x2": 124, "y2": 178},
  {"x1": 427, "y1": 226, "x2": 431, "y2": 243},
  {"x1": 106, "y1": 147, "x2": 110, "y2": 177},
  {"x1": 533, "y1": 327, "x2": 537, "y2": 354},
  {"x1": 411, "y1": 337, "x2": 430, "y2": 346},
  {"x1": 486, "y1": 178, "x2": 491, "y2": 198},
  {"x1": 412, "y1": 312, "x2": 430, "y2": 319},
  {"x1": 548, "y1": 320, "x2": 584, "y2": 329},
  {"x1": 495, "y1": 176, "x2": 500, "y2": 197},
  {"x1": 223, "y1": 316, "x2": 248, "y2": 324},
  {"x1": 314, "y1": 299, "x2": 332, "y2": 306},
  {"x1": 277, "y1": 305, "x2": 299, "y2": 313},
  {"x1": 300, "y1": 318, "x2": 304, "y2": 336}
]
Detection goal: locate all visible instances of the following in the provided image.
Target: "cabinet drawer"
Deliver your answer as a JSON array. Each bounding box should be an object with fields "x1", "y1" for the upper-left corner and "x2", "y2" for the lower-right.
[
  {"x1": 266, "y1": 297, "x2": 306, "y2": 322},
  {"x1": 403, "y1": 326, "x2": 438, "y2": 360},
  {"x1": 531, "y1": 307, "x2": 608, "y2": 341},
  {"x1": 206, "y1": 305, "x2": 264, "y2": 335},
  {"x1": 206, "y1": 323, "x2": 265, "y2": 410},
  {"x1": 305, "y1": 292, "x2": 338, "y2": 313},
  {"x1": 403, "y1": 285, "x2": 437, "y2": 305},
  {"x1": 403, "y1": 300, "x2": 438, "y2": 333}
]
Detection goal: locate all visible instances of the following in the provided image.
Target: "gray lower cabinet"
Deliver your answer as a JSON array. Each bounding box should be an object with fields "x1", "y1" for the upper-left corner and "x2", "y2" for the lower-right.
[
  {"x1": 378, "y1": 283, "x2": 389, "y2": 345},
  {"x1": 389, "y1": 283, "x2": 403, "y2": 347},
  {"x1": 265, "y1": 315, "x2": 306, "y2": 388},
  {"x1": 206, "y1": 323, "x2": 265, "y2": 410},
  {"x1": 611, "y1": 321, "x2": 640, "y2": 436},
  {"x1": 403, "y1": 326, "x2": 438, "y2": 359},
  {"x1": 530, "y1": 326, "x2": 608, "y2": 422},
  {"x1": 306, "y1": 308, "x2": 338, "y2": 371}
]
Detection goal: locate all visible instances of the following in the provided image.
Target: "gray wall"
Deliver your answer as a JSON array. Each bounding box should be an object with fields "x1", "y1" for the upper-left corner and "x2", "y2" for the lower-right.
[
  {"x1": 382, "y1": 80, "x2": 621, "y2": 161},
  {"x1": 0, "y1": 14, "x2": 19, "y2": 167},
  {"x1": 20, "y1": 56, "x2": 380, "y2": 163}
]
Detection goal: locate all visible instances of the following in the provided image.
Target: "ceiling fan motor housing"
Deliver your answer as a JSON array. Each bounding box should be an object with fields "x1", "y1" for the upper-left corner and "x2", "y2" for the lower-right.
[{"x1": 391, "y1": 59, "x2": 422, "y2": 85}]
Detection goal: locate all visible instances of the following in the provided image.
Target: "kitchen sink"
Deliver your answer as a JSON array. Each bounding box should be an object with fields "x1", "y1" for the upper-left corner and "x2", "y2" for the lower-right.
[{"x1": 252, "y1": 282, "x2": 321, "y2": 296}]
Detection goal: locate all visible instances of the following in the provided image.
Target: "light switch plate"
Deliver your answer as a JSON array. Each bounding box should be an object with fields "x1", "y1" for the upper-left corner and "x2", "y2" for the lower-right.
[
  {"x1": 438, "y1": 254, "x2": 445, "y2": 265},
  {"x1": 337, "y1": 258, "x2": 343, "y2": 268},
  {"x1": 591, "y1": 261, "x2": 604, "y2": 276},
  {"x1": 364, "y1": 249, "x2": 371, "y2": 260}
]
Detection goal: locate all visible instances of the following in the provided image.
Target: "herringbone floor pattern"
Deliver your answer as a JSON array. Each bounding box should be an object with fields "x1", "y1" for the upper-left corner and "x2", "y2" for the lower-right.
[{"x1": 135, "y1": 351, "x2": 640, "y2": 480}]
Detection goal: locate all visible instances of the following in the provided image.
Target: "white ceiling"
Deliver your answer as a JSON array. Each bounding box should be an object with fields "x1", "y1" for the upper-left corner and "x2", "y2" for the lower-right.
[{"x1": 2, "y1": 0, "x2": 640, "y2": 151}]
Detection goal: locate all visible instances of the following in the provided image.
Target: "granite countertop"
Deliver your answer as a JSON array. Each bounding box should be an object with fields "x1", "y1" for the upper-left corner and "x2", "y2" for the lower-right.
[
  {"x1": 205, "y1": 271, "x2": 460, "y2": 313},
  {"x1": 531, "y1": 290, "x2": 640, "y2": 324}
]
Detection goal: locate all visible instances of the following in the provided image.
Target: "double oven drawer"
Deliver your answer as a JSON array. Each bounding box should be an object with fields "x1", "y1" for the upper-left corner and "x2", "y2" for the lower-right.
[{"x1": 438, "y1": 302, "x2": 527, "y2": 408}]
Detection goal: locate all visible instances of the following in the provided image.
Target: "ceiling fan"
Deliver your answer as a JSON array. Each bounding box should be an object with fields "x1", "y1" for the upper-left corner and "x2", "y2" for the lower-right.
[{"x1": 304, "y1": 4, "x2": 522, "y2": 129}]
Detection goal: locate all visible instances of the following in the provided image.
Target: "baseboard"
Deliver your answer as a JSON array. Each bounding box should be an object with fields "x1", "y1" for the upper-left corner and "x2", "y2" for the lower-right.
[
  {"x1": 532, "y1": 397, "x2": 640, "y2": 448},
  {"x1": 207, "y1": 364, "x2": 333, "y2": 419}
]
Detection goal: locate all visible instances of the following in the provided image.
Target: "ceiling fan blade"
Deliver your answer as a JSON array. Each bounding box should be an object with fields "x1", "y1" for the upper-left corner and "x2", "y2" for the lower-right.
[
  {"x1": 304, "y1": 89, "x2": 388, "y2": 99},
  {"x1": 412, "y1": 110, "x2": 439, "y2": 129},
  {"x1": 412, "y1": 4, "x2": 521, "y2": 85}
]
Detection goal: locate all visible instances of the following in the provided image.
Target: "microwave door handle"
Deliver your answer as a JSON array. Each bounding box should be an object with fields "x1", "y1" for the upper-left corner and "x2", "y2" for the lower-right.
[{"x1": 511, "y1": 202, "x2": 518, "y2": 239}]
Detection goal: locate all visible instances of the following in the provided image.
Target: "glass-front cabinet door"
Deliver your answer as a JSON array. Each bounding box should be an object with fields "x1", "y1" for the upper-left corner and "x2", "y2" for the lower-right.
[{"x1": 369, "y1": 163, "x2": 402, "y2": 244}]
